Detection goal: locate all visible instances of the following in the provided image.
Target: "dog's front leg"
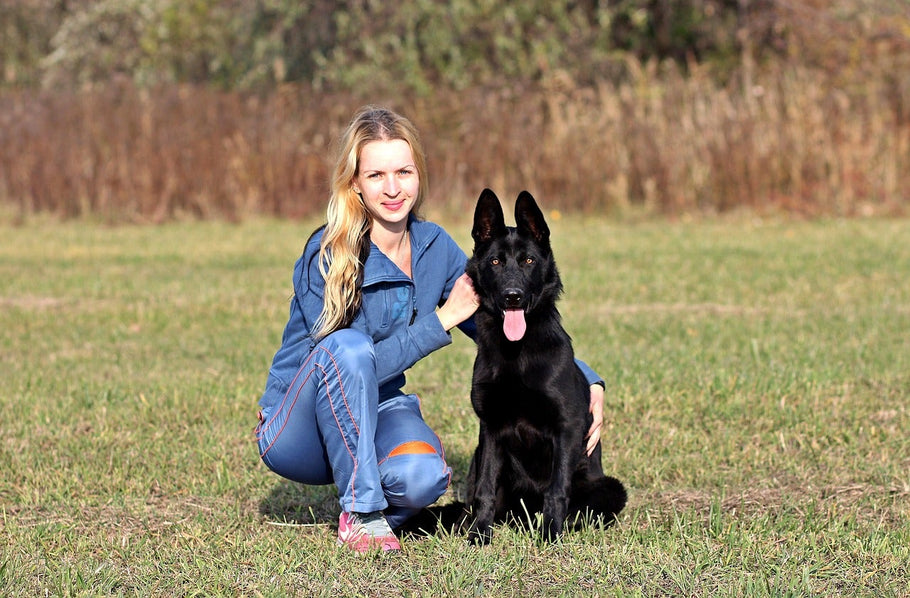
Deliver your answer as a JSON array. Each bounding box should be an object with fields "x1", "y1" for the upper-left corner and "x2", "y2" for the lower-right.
[
  {"x1": 542, "y1": 432, "x2": 575, "y2": 542},
  {"x1": 467, "y1": 433, "x2": 503, "y2": 546}
]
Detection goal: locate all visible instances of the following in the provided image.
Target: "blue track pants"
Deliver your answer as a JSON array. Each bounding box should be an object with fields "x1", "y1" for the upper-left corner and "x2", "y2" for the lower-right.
[{"x1": 255, "y1": 329, "x2": 452, "y2": 529}]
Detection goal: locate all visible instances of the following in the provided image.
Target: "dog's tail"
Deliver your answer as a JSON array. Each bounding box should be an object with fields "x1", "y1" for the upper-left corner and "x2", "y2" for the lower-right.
[
  {"x1": 568, "y1": 476, "x2": 628, "y2": 529},
  {"x1": 600, "y1": 475, "x2": 628, "y2": 518}
]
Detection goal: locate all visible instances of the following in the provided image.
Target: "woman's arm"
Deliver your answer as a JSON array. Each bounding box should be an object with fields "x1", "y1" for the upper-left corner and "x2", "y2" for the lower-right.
[
  {"x1": 361, "y1": 230, "x2": 477, "y2": 386},
  {"x1": 575, "y1": 358, "x2": 605, "y2": 456},
  {"x1": 436, "y1": 273, "x2": 479, "y2": 331}
]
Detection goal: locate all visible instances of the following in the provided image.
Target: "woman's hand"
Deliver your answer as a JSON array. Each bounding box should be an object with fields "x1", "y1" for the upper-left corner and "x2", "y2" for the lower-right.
[
  {"x1": 585, "y1": 384, "x2": 604, "y2": 456},
  {"x1": 437, "y1": 273, "x2": 480, "y2": 331}
]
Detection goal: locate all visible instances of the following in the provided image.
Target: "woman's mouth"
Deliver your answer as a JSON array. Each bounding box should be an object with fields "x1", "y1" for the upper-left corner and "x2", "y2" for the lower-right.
[{"x1": 383, "y1": 200, "x2": 406, "y2": 211}]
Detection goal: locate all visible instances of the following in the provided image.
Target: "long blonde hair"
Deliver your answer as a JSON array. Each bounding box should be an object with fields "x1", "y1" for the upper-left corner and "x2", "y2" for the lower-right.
[{"x1": 313, "y1": 106, "x2": 429, "y2": 339}]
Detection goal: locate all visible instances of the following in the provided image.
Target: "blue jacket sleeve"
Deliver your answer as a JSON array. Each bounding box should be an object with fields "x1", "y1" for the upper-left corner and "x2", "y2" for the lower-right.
[
  {"x1": 373, "y1": 312, "x2": 453, "y2": 386},
  {"x1": 575, "y1": 358, "x2": 604, "y2": 388},
  {"x1": 294, "y1": 225, "x2": 472, "y2": 388},
  {"x1": 371, "y1": 232, "x2": 471, "y2": 385}
]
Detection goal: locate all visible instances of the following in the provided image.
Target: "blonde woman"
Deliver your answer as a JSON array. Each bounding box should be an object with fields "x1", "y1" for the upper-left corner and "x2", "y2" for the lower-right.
[{"x1": 255, "y1": 106, "x2": 481, "y2": 552}]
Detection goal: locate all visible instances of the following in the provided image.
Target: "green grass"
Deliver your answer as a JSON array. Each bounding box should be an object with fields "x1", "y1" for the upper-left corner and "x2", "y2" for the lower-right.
[{"x1": 1, "y1": 216, "x2": 908, "y2": 596}]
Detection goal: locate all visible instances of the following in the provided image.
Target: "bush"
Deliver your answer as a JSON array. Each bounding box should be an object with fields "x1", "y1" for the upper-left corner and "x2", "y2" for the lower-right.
[{"x1": 14, "y1": 0, "x2": 748, "y2": 92}]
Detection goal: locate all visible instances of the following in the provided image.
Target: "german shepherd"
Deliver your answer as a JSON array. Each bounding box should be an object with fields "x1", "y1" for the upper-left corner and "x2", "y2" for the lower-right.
[{"x1": 463, "y1": 188, "x2": 626, "y2": 544}]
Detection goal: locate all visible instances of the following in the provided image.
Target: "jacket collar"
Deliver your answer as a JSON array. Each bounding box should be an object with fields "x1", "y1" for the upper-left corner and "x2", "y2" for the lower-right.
[{"x1": 361, "y1": 215, "x2": 439, "y2": 286}]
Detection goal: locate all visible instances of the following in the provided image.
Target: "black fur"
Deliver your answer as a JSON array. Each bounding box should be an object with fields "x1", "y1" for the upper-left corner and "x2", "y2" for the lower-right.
[{"x1": 463, "y1": 188, "x2": 626, "y2": 544}]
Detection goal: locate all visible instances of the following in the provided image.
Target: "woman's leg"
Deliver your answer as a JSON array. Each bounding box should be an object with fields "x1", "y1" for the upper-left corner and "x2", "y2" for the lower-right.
[
  {"x1": 374, "y1": 394, "x2": 452, "y2": 529},
  {"x1": 256, "y1": 329, "x2": 387, "y2": 514}
]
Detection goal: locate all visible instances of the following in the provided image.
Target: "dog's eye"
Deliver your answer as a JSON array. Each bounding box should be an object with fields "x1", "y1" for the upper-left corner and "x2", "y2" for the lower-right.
[
  {"x1": 490, "y1": 258, "x2": 500, "y2": 266},
  {"x1": 525, "y1": 257, "x2": 534, "y2": 265}
]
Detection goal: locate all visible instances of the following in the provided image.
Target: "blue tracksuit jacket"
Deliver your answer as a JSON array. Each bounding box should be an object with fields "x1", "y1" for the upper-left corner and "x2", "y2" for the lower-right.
[{"x1": 259, "y1": 216, "x2": 603, "y2": 416}]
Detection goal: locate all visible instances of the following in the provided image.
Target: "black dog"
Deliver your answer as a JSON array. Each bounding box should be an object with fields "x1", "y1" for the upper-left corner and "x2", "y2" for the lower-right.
[{"x1": 463, "y1": 188, "x2": 626, "y2": 544}]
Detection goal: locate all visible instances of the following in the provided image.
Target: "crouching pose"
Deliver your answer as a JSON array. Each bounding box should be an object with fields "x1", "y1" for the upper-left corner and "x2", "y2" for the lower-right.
[{"x1": 255, "y1": 106, "x2": 481, "y2": 552}]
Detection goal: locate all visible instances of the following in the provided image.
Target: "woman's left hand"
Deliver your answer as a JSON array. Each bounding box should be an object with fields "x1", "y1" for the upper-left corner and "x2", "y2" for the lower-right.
[
  {"x1": 585, "y1": 384, "x2": 604, "y2": 457},
  {"x1": 437, "y1": 273, "x2": 480, "y2": 331}
]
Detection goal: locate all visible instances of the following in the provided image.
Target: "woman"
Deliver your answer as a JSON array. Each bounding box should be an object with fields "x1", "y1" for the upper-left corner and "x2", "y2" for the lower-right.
[{"x1": 255, "y1": 106, "x2": 605, "y2": 552}]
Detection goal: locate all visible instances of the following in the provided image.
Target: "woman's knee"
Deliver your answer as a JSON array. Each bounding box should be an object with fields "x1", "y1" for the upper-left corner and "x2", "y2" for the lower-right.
[
  {"x1": 316, "y1": 328, "x2": 376, "y2": 372},
  {"x1": 381, "y1": 453, "x2": 452, "y2": 510}
]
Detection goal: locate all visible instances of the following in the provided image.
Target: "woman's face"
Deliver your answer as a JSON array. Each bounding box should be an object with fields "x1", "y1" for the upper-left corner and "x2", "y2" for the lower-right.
[{"x1": 353, "y1": 139, "x2": 420, "y2": 232}]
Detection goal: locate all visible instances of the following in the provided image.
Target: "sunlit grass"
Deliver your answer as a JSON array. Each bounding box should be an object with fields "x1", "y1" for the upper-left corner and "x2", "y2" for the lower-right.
[{"x1": 1, "y1": 217, "x2": 908, "y2": 596}]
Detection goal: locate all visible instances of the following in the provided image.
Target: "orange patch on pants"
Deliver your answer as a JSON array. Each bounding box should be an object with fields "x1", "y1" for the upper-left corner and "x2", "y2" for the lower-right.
[{"x1": 387, "y1": 440, "x2": 437, "y2": 458}]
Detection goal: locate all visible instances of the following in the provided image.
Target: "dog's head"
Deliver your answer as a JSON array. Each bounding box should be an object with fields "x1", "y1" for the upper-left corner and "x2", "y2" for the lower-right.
[{"x1": 466, "y1": 188, "x2": 563, "y2": 342}]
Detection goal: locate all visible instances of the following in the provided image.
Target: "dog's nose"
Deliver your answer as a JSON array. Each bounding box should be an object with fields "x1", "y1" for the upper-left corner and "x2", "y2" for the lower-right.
[{"x1": 503, "y1": 289, "x2": 523, "y2": 308}]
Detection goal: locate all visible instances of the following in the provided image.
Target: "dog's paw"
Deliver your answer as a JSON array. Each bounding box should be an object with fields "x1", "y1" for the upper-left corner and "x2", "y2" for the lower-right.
[
  {"x1": 467, "y1": 523, "x2": 493, "y2": 546},
  {"x1": 541, "y1": 516, "x2": 564, "y2": 543}
]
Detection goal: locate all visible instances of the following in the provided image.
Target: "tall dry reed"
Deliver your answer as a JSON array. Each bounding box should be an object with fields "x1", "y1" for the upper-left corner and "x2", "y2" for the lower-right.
[{"x1": 1, "y1": 60, "x2": 908, "y2": 221}]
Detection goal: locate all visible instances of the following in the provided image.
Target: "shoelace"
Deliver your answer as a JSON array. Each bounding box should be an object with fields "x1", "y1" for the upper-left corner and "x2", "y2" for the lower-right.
[{"x1": 354, "y1": 511, "x2": 394, "y2": 537}]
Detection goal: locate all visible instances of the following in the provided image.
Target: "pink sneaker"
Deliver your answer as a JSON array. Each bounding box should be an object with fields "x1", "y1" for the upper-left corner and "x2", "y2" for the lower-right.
[{"x1": 337, "y1": 511, "x2": 401, "y2": 553}]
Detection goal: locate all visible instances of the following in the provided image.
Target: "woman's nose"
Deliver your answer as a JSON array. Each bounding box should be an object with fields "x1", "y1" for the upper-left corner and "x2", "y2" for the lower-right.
[{"x1": 384, "y1": 176, "x2": 400, "y2": 196}]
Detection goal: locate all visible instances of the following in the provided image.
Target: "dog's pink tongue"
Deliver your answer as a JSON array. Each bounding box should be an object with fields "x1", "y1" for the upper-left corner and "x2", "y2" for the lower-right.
[{"x1": 503, "y1": 308, "x2": 527, "y2": 341}]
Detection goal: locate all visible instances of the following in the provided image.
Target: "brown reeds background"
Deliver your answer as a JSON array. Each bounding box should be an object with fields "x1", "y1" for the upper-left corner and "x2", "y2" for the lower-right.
[{"x1": 1, "y1": 2, "x2": 908, "y2": 221}]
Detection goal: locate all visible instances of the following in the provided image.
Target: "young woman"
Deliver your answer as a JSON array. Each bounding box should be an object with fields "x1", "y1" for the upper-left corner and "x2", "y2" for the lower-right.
[{"x1": 255, "y1": 106, "x2": 605, "y2": 552}]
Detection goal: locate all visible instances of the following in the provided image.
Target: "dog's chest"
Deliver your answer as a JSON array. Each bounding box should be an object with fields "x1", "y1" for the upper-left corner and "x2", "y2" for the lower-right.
[
  {"x1": 474, "y1": 381, "x2": 562, "y2": 430},
  {"x1": 502, "y1": 416, "x2": 552, "y2": 449}
]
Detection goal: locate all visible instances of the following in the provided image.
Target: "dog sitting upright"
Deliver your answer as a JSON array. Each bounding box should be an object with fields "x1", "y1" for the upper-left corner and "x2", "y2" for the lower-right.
[{"x1": 464, "y1": 188, "x2": 626, "y2": 544}]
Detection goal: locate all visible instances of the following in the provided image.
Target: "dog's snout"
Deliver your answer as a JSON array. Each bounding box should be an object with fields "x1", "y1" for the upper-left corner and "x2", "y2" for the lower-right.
[{"x1": 503, "y1": 289, "x2": 523, "y2": 308}]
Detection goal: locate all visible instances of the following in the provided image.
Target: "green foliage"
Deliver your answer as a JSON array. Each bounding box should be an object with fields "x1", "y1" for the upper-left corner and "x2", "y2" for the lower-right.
[
  {"x1": 5, "y1": 0, "x2": 908, "y2": 94},
  {"x1": 315, "y1": 0, "x2": 620, "y2": 94},
  {"x1": 0, "y1": 1, "x2": 62, "y2": 86},
  {"x1": 604, "y1": 0, "x2": 741, "y2": 63},
  {"x1": 39, "y1": 0, "x2": 155, "y2": 87},
  {"x1": 8, "y1": 0, "x2": 750, "y2": 92},
  {"x1": 38, "y1": 0, "x2": 241, "y2": 88}
]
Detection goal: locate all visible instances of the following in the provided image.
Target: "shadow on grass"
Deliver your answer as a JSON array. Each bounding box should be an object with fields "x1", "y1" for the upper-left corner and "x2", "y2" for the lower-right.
[
  {"x1": 257, "y1": 478, "x2": 473, "y2": 535},
  {"x1": 257, "y1": 478, "x2": 473, "y2": 538},
  {"x1": 259, "y1": 480, "x2": 339, "y2": 525},
  {"x1": 256, "y1": 475, "x2": 621, "y2": 542},
  {"x1": 256, "y1": 448, "x2": 478, "y2": 534}
]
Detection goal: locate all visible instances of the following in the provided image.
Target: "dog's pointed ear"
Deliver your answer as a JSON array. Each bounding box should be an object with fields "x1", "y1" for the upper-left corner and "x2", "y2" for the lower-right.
[
  {"x1": 472, "y1": 188, "x2": 507, "y2": 245},
  {"x1": 515, "y1": 191, "x2": 550, "y2": 247}
]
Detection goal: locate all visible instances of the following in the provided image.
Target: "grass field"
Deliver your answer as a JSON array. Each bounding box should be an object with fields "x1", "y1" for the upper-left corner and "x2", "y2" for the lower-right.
[{"x1": 1, "y1": 215, "x2": 908, "y2": 596}]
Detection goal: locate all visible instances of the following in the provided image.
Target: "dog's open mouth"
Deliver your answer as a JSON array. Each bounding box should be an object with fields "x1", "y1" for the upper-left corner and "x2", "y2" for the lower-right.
[{"x1": 503, "y1": 308, "x2": 527, "y2": 341}]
